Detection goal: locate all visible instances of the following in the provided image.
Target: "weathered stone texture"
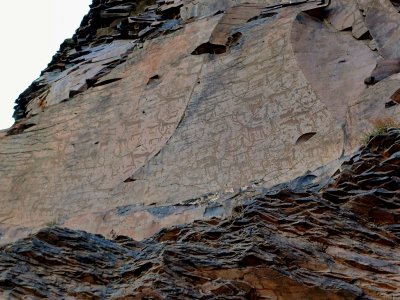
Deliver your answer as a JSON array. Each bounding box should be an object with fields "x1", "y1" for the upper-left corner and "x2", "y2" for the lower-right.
[
  {"x1": 0, "y1": 0, "x2": 400, "y2": 248},
  {"x1": 0, "y1": 15, "x2": 217, "y2": 228},
  {"x1": 366, "y1": 0, "x2": 400, "y2": 59},
  {"x1": 112, "y1": 8, "x2": 344, "y2": 211},
  {"x1": 1, "y1": 129, "x2": 399, "y2": 299},
  {"x1": 1, "y1": 0, "x2": 400, "y2": 298}
]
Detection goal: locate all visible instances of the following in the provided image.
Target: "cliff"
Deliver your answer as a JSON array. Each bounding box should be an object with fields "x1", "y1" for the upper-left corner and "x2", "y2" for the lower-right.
[
  {"x1": 0, "y1": 0, "x2": 400, "y2": 298},
  {"x1": 1, "y1": 129, "x2": 400, "y2": 299}
]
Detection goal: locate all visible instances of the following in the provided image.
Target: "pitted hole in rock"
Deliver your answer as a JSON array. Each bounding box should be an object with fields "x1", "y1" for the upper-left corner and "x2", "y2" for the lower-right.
[
  {"x1": 213, "y1": 10, "x2": 224, "y2": 16},
  {"x1": 121, "y1": 262, "x2": 154, "y2": 278},
  {"x1": 86, "y1": 78, "x2": 98, "y2": 88},
  {"x1": 158, "y1": 3, "x2": 182, "y2": 19},
  {"x1": 94, "y1": 78, "x2": 123, "y2": 87},
  {"x1": 390, "y1": 0, "x2": 400, "y2": 10},
  {"x1": 69, "y1": 87, "x2": 87, "y2": 98},
  {"x1": 295, "y1": 132, "x2": 317, "y2": 145},
  {"x1": 247, "y1": 11, "x2": 278, "y2": 23},
  {"x1": 238, "y1": 254, "x2": 271, "y2": 267},
  {"x1": 6, "y1": 123, "x2": 36, "y2": 136},
  {"x1": 191, "y1": 43, "x2": 227, "y2": 55},
  {"x1": 146, "y1": 75, "x2": 161, "y2": 88},
  {"x1": 192, "y1": 32, "x2": 243, "y2": 55},
  {"x1": 124, "y1": 177, "x2": 137, "y2": 183},
  {"x1": 364, "y1": 76, "x2": 376, "y2": 85},
  {"x1": 386, "y1": 101, "x2": 398, "y2": 108},
  {"x1": 226, "y1": 32, "x2": 243, "y2": 48},
  {"x1": 391, "y1": 88, "x2": 400, "y2": 104},
  {"x1": 156, "y1": 227, "x2": 181, "y2": 242},
  {"x1": 386, "y1": 88, "x2": 400, "y2": 108}
]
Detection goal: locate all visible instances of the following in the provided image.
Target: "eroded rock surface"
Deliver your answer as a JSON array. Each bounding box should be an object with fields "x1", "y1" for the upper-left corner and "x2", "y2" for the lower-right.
[
  {"x1": 1, "y1": 129, "x2": 399, "y2": 299},
  {"x1": 0, "y1": 0, "x2": 400, "y2": 256}
]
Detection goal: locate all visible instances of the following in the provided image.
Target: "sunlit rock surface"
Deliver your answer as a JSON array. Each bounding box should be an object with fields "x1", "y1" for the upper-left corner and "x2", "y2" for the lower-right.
[
  {"x1": 1, "y1": 129, "x2": 399, "y2": 299},
  {"x1": 1, "y1": 0, "x2": 400, "y2": 298}
]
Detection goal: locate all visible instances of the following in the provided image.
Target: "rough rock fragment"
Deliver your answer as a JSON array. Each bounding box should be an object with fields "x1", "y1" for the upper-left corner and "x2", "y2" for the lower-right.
[
  {"x1": 364, "y1": 59, "x2": 400, "y2": 85},
  {"x1": 351, "y1": 14, "x2": 369, "y2": 39},
  {"x1": 292, "y1": 11, "x2": 376, "y2": 122},
  {"x1": 209, "y1": 3, "x2": 265, "y2": 46},
  {"x1": 365, "y1": 0, "x2": 400, "y2": 59},
  {"x1": 325, "y1": 0, "x2": 362, "y2": 31}
]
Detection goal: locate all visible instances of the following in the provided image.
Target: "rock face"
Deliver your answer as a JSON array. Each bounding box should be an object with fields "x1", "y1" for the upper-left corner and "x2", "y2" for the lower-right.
[
  {"x1": 1, "y1": 129, "x2": 399, "y2": 299},
  {"x1": 0, "y1": 1, "x2": 400, "y2": 296},
  {"x1": 1, "y1": 0, "x2": 400, "y2": 244}
]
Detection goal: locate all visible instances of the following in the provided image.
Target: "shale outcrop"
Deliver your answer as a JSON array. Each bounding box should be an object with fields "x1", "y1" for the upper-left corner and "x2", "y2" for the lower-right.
[
  {"x1": 1, "y1": 0, "x2": 400, "y2": 297},
  {"x1": 1, "y1": 129, "x2": 399, "y2": 299},
  {"x1": 1, "y1": 0, "x2": 400, "y2": 244}
]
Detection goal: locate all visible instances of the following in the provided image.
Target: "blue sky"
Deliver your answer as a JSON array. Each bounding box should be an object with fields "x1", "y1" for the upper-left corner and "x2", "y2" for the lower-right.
[{"x1": 0, "y1": 0, "x2": 92, "y2": 129}]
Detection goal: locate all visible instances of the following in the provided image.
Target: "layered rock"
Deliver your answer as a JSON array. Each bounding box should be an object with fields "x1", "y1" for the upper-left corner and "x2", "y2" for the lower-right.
[
  {"x1": 1, "y1": 129, "x2": 399, "y2": 299},
  {"x1": 0, "y1": 0, "x2": 400, "y2": 247}
]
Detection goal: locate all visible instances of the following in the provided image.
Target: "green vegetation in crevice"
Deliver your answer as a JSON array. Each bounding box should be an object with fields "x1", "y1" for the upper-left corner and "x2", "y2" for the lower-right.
[{"x1": 362, "y1": 117, "x2": 400, "y2": 144}]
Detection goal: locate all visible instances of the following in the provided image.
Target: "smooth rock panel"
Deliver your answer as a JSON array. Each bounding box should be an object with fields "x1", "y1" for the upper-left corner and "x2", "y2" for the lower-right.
[
  {"x1": 0, "y1": 16, "x2": 219, "y2": 229},
  {"x1": 366, "y1": 0, "x2": 400, "y2": 59},
  {"x1": 292, "y1": 12, "x2": 377, "y2": 123},
  {"x1": 1, "y1": 0, "x2": 399, "y2": 244},
  {"x1": 111, "y1": 9, "x2": 344, "y2": 210}
]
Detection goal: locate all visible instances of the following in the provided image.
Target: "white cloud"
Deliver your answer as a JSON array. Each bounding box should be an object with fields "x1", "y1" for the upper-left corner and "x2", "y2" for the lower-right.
[{"x1": 0, "y1": 0, "x2": 91, "y2": 130}]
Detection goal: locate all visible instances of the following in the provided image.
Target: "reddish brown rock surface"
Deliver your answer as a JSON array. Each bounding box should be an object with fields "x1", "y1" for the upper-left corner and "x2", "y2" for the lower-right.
[
  {"x1": 1, "y1": 129, "x2": 399, "y2": 299},
  {"x1": 2, "y1": 0, "x2": 400, "y2": 244},
  {"x1": 1, "y1": 0, "x2": 400, "y2": 297}
]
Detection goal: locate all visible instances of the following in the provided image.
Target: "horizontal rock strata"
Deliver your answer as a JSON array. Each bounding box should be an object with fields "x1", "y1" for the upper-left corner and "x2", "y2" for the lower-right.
[
  {"x1": 1, "y1": 0, "x2": 400, "y2": 252},
  {"x1": 1, "y1": 129, "x2": 399, "y2": 299}
]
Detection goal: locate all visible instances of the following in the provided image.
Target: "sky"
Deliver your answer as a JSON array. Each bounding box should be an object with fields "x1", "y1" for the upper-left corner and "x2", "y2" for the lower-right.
[{"x1": 0, "y1": 0, "x2": 92, "y2": 130}]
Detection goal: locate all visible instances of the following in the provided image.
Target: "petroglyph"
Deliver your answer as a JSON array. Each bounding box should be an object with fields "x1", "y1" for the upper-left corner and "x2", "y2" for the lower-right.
[{"x1": 1, "y1": 0, "x2": 400, "y2": 244}]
